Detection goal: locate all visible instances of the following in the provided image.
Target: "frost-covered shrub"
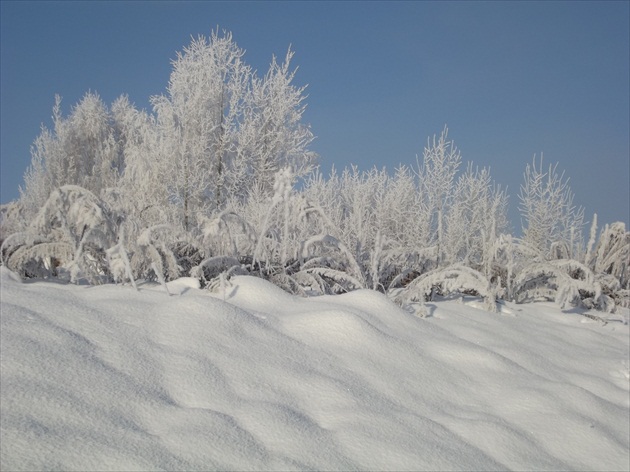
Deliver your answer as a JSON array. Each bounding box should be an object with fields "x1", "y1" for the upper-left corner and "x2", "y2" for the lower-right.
[
  {"x1": 299, "y1": 166, "x2": 437, "y2": 294},
  {"x1": 170, "y1": 240, "x2": 204, "y2": 278},
  {"x1": 512, "y1": 259, "x2": 606, "y2": 311},
  {"x1": 201, "y1": 211, "x2": 256, "y2": 259},
  {"x1": 1, "y1": 233, "x2": 71, "y2": 280},
  {"x1": 0, "y1": 201, "x2": 27, "y2": 247},
  {"x1": 1, "y1": 185, "x2": 116, "y2": 283},
  {"x1": 190, "y1": 255, "x2": 246, "y2": 290},
  {"x1": 105, "y1": 225, "x2": 136, "y2": 289},
  {"x1": 299, "y1": 234, "x2": 366, "y2": 292},
  {"x1": 391, "y1": 264, "x2": 500, "y2": 313},
  {"x1": 443, "y1": 164, "x2": 509, "y2": 277},
  {"x1": 590, "y1": 222, "x2": 629, "y2": 289},
  {"x1": 130, "y1": 224, "x2": 181, "y2": 290}
]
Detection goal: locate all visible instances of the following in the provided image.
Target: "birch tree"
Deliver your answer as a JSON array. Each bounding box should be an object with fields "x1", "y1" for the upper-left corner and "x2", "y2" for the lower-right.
[{"x1": 151, "y1": 30, "x2": 250, "y2": 231}]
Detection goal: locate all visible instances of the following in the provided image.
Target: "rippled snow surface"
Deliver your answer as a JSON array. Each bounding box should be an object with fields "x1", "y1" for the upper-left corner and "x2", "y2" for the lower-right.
[{"x1": 1, "y1": 267, "x2": 628, "y2": 471}]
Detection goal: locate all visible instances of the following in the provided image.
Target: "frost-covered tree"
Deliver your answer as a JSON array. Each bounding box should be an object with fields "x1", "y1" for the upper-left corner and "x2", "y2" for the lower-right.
[
  {"x1": 236, "y1": 48, "x2": 316, "y2": 198},
  {"x1": 19, "y1": 131, "x2": 52, "y2": 221},
  {"x1": 518, "y1": 155, "x2": 584, "y2": 258},
  {"x1": 17, "y1": 29, "x2": 316, "y2": 248},
  {"x1": 112, "y1": 96, "x2": 170, "y2": 231},
  {"x1": 20, "y1": 93, "x2": 121, "y2": 221},
  {"x1": 379, "y1": 165, "x2": 431, "y2": 251},
  {"x1": 19, "y1": 97, "x2": 67, "y2": 220},
  {"x1": 65, "y1": 92, "x2": 122, "y2": 194},
  {"x1": 416, "y1": 127, "x2": 462, "y2": 266},
  {"x1": 444, "y1": 164, "x2": 509, "y2": 276},
  {"x1": 151, "y1": 30, "x2": 251, "y2": 230},
  {"x1": 150, "y1": 29, "x2": 317, "y2": 231}
]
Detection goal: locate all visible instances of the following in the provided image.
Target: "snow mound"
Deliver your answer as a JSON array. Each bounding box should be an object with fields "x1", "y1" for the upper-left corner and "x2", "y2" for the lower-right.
[
  {"x1": 0, "y1": 266, "x2": 22, "y2": 284},
  {"x1": 1, "y1": 273, "x2": 628, "y2": 471}
]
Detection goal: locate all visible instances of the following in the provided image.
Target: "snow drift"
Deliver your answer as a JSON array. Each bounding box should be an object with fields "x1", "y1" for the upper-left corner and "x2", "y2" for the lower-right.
[{"x1": 1, "y1": 267, "x2": 628, "y2": 471}]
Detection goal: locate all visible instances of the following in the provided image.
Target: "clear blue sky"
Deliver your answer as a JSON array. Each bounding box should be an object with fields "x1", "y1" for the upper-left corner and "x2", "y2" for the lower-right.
[{"x1": 1, "y1": 0, "x2": 628, "y2": 230}]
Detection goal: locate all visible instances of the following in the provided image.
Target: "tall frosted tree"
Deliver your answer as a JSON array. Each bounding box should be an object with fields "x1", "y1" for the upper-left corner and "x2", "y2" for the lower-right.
[
  {"x1": 151, "y1": 30, "x2": 251, "y2": 231},
  {"x1": 236, "y1": 48, "x2": 316, "y2": 199},
  {"x1": 150, "y1": 30, "x2": 317, "y2": 231}
]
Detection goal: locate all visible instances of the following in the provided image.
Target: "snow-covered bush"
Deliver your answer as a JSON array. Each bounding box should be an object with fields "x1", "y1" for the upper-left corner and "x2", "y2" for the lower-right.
[
  {"x1": 1, "y1": 232, "x2": 70, "y2": 280},
  {"x1": 582, "y1": 220, "x2": 630, "y2": 309},
  {"x1": 1, "y1": 185, "x2": 116, "y2": 283},
  {"x1": 0, "y1": 201, "x2": 27, "y2": 248},
  {"x1": 512, "y1": 259, "x2": 606, "y2": 311},
  {"x1": 131, "y1": 224, "x2": 181, "y2": 290},
  {"x1": 191, "y1": 255, "x2": 246, "y2": 291},
  {"x1": 299, "y1": 166, "x2": 437, "y2": 294},
  {"x1": 297, "y1": 233, "x2": 366, "y2": 294},
  {"x1": 590, "y1": 222, "x2": 629, "y2": 289},
  {"x1": 105, "y1": 224, "x2": 136, "y2": 289},
  {"x1": 391, "y1": 264, "x2": 500, "y2": 313},
  {"x1": 201, "y1": 211, "x2": 256, "y2": 259}
]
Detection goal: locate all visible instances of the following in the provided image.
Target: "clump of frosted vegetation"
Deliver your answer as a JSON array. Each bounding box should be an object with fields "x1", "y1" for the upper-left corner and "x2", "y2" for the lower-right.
[{"x1": 1, "y1": 28, "x2": 628, "y2": 318}]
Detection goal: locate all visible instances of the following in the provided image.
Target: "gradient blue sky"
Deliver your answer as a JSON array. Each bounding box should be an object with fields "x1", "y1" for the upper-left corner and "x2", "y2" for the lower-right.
[{"x1": 1, "y1": 1, "x2": 628, "y2": 230}]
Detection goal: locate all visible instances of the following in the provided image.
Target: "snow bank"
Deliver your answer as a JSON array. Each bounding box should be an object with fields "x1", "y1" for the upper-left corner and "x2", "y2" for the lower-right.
[{"x1": 1, "y1": 267, "x2": 628, "y2": 471}]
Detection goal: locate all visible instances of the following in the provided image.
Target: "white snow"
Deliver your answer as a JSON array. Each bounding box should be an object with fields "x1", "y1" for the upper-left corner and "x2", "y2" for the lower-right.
[{"x1": 1, "y1": 266, "x2": 629, "y2": 471}]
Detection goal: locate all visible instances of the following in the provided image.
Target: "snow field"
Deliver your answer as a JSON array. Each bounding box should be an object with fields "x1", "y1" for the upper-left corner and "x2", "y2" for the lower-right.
[{"x1": 1, "y1": 267, "x2": 628, "y2": 471}]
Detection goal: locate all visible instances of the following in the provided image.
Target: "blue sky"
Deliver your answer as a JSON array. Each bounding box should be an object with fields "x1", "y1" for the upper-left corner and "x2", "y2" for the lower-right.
[{"x1": 1, "y1": 1, "x2": 628, "y2": 230}]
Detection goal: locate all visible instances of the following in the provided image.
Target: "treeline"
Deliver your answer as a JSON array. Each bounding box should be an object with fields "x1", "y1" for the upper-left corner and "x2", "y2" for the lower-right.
[{"x1": 1, "y1": 30, "x2": 628, "y2": 314}]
